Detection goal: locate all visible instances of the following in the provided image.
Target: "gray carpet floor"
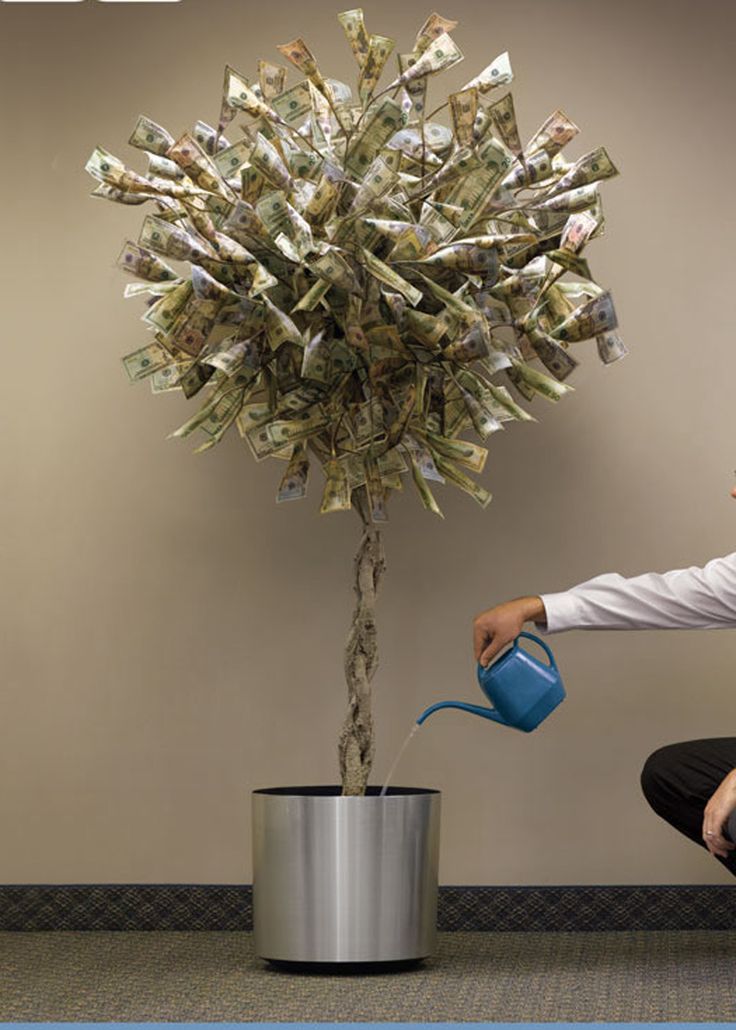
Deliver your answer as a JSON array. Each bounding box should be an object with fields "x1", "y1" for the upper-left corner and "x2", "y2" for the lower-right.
[{"x1": 2, "y1": 930, "x2": 735, "y2": 1022}]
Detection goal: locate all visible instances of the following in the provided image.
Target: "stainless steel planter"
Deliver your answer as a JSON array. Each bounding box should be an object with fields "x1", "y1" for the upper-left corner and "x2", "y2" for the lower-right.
[{"x1": 252, "y1": 785, "x2": 441, "y2": 964}]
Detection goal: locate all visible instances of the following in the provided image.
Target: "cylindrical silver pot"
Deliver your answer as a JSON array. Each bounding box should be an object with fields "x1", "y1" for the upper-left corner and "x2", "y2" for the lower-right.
[{"x1": 252, "y1": 785, "x2": 441, "y2": 964}]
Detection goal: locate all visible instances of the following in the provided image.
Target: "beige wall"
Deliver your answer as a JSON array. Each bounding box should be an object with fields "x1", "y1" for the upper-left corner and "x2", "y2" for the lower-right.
[{"x1": 2, "y1": 0, "x2": 736, "y2": 886}]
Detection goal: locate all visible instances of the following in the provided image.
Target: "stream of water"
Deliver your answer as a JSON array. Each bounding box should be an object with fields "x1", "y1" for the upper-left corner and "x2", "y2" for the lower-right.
[{"x1": 378, "y1": 722, "x2": 422, "y2": 798}]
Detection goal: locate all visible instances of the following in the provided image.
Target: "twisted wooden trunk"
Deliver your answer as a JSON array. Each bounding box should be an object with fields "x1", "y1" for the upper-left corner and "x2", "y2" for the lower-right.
[{"x1": 338, "y1": 484, "x2": 386, "y2": 795}]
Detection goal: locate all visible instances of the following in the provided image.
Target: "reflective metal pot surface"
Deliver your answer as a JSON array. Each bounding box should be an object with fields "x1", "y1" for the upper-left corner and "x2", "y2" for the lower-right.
[{"x1": 252, "y1": 786, "x2": 441, "y2": 964}]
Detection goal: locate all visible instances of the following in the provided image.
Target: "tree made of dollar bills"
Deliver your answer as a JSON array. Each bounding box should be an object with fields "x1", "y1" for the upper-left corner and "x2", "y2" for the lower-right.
[{"x1": 86, "y1": 9, "x2": 624, "y2": 795}]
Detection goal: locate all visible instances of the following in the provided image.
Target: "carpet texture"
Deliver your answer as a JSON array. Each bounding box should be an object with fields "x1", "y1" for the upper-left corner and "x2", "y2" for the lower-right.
[{"x1": 2, "y1": 930, "x2": 735, "y2": 1022}]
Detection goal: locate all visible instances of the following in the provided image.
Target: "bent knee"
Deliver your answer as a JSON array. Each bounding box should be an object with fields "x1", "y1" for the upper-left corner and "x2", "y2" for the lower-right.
[{"x1": 639, "y1": 743, "x2": 683, "y2": 802}]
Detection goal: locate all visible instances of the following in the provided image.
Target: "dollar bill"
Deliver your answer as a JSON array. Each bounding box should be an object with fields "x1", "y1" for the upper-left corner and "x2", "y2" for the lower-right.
[
  {"x1": 414, "y1": 242, "x2": 499, "y2": 275},
  {"x1": 548, "y1": 145, "x2": 619, "y2": 197},
  {"x1": 168, "y1": 296, "x2": 223, "y2": 356},
  {"x1": 248, "y1": 132, "x2": 293, "y2": 192},
  {"x1": 122, "y1": 341, "x2": 172, "y2": 382},
  {"x1": 419, "y1": 201, "x2": 457, "y2": 242},
  {"x1": 433, "y1": 453, "x2": 492, "y2": 507},
  {"x1": 194, "y1": 386, "x2": 248, "y2": 448},
  {"x1": 407, "y1": 452, "x2": 444, "y2": 517},
  {"x1": 128, "y1": 115, "x2": 176, "y2": 156},
  {"x1": 509, "y1": 359, "x2": 575, "y2": 401},
  {"x1": 262, "y1": 295, "x2": 303, "y2": 349},
  {"x1": 188, "y1": 265, "x2": 233, "y2": 302},
  {"x1": 423, "y1": 430, "x2": 488, "y2": 474},
  {"x1": 319, "y1": 456, "x2": 352, "y2": 512},
  {"x1": 390, "y1": 32, "x2": 463, "y2": 88},
  {"x1": 246, "y1": 406, "x2": 330, "y2": 461},
  {"x1": 168, "y1": 131, "x2": 235, "y2": 200},
  {"x1": 312, "y1": 248, "x2": 360, "y2": 293},
  {"x1": 338, "y1": 8, "x2": 371, "y2": 67},
  {"x1": 288, "y1": 149, "x2": 324, "y2": 182},
  {"x1": 549, "y1": 290, "x2": 618, "y2": 343},
  {"x1": 117, "y1": 241, "x2": 178, "y2": 282},
  {"x1": 407, "y1": 146, "x2": 481, "y2": 200},
  {"x1": 596, "y1": 330, "x2": 628, "y2": 364},
  {"x1": 529, "y1": 181, "x2": 600, "y2": 214},
  {"x1": 292, "y1": 278, "x2": 332, "y2": 312},
  {"x1": 139, "y1": 213, "x2": 214, "y2": 263},
  {"x1": 236, "y1": 400, "x2": 276, "y2": 437},
  {"x1": 353, "y1": 395, "x2": 386, "y2": 445},
  {"x1": 402, "y1": 433, "x2": 444, "y2": 481},
  {"x1": 350, "y1": 156, "x2": 399, "y2": 212},
  {"x1": 482, "y1": 381, "x2": 536, "y2": 422},
  {"x1": 258, "y1": 59, "x2": 287, "y2": 99},
  {"x1": 449, "y1": 88, "x2": 478, "y2": 147},
  {"x1": 201, "y1": 336, "x2": 247, "y2": 376},
  {"x1": 193, "y1": 121, "x2": 230, "y2": 155},
  {"x1": 345, "y1": 97, "x2": 405, "y2": 176},
  {"x1": 222, "y1": 200, "x2": 270, "y2": 243},
  {"x1": 442, "y1": 321, "x2": 490, "y2": 361},
  {"x1": 361, "y1": 247, "x2": 422, "y2": 305},
  {"x1": 462, "y1": 51, "x2": 513, "y2": 93},
  {"x1": 525, "y1": 109, "x2": 580, "y2": 158},
  {"x1": 387, "y1": 224, "x2": 436, "y2": 262},
  {"x1": 276, "y1": 440, "x2": 311, "y2": 501},
  {"x1": 526, "y1": 327, "x2": 579, "y2": 380},
  {"x1": 141, "y1": 280, "x2": 194, "y2": 336},
  {"x1": 397, "y1": 53, "x2": 427, "y2": 117},
  {"x1": 213, "y1": 138, "x2": 254, "y2": 181},
  {"x1": 301, "y1": 329, "x2": 332, "y2": 382},
  {"x1": 224, "y1": 65, "x2": 279, "y2": 121},
  {"x1": 559, "y1": 211, "x2": 598, "y2": 253},
  {"x1": 86, "y1": 146, "x2": 155, "y2": 194},
  {"x1": 487, "y1": 92, "x2": 523, "y2": 156},
  {"x1": 414, "y1": 12, "x2": 459, "y2": 51},
  {"x1": 146, "y1": 153, "x2": 186, "y2": 182},
  {"x1": 402, "y1": 308, "x2": 447, "y2": 350},
  {"x1": 150, "y1": 363, "x2": 188, "y2": 393},
  {"x1": 272, "y1": 81, "x2": 313, "y2": 127},
  {"x1": 358, "y1": 34, "x2": 395, "y2": 102},
  {"x1": 90, "y1": 182, "x2": 152, "y2": 205},
  {"x1": 309, "y1": 80, "x2": 333, "y2": 149},
  {"x1": 305, "y1": 162, "x2": 344, "y2": 224},
  {"x1": 443, "y1": 137, "x2": 515, "y2": 234},
  {"x1": 276, "y1": 37, "x2": 327, "y2": 92}
]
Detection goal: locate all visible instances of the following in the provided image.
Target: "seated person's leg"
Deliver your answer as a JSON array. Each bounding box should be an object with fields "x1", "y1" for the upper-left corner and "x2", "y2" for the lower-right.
[{"x1": 640, "y1": 737, "x2": 736, "y2": 874}]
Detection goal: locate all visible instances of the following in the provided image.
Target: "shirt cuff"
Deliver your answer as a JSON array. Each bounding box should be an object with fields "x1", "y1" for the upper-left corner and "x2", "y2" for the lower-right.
[{"x1": 533, "y1": 591, "x2": 585, "y2": 635}]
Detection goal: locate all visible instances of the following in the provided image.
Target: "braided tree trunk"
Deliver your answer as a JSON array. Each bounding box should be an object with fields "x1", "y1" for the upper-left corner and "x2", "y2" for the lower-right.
[{"x1": 338, "y1": 485, "x2": 387, "y2": 795}]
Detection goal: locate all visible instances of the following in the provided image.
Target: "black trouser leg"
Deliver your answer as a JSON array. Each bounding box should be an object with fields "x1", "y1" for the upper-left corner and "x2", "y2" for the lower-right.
[{"x1": 640, "y1": 737, "x2": 736, "y2": 877}]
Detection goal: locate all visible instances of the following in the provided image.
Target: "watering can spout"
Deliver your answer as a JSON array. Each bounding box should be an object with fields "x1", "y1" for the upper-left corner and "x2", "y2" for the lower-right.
[{"x1": 416, "y1": 700, "x2": 510, "y2": 727}]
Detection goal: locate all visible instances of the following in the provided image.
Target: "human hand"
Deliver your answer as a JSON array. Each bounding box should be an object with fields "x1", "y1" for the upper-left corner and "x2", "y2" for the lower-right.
[
  {"x1": 702, "y1": 769, "x2": 736, "y2": 859},
  {"x1": 473, "y1": 596, "x2": 547, "y2": 668}
]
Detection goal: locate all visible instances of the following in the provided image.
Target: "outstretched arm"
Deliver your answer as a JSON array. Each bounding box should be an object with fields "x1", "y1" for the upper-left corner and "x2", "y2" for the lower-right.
[{"x1": 534, "y1": 551, "x2": 736, "y2": 635}]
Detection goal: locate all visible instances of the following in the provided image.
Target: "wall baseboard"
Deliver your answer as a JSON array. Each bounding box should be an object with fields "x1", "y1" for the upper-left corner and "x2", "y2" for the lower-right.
[{"x1": 2, "y1": 884, "x2": 736, "y2": 932}]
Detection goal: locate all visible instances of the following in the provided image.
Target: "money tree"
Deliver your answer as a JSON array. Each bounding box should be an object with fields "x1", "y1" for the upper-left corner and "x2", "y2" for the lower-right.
[{"x1": 85, "y1": 9, "x2": 624, "y2": 795}]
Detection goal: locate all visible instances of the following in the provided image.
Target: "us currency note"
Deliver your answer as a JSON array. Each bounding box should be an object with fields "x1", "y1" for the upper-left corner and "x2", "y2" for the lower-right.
[
  {"x1": 338, "y1": 8, "x2": 371, "y2": 67},
  {"x1": 276, "y1": 440, "x2": 311, "y2": 501},
  {"x1": 117, "y1": 241, "x2": 178, "y2": 282},
  {"x1": 462, "y1": 51, "x2": 513, "y2": 93},
  {"x1": 549, "y1": 290, "x2": 617, "y2": 342},
  {"x1": 345, "y1": 97, "x2": 405, "y2": 177}
]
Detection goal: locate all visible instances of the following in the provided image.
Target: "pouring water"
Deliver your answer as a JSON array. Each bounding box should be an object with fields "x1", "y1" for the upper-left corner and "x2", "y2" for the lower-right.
[
  {"x1": 379, "y1": 722, "x2": 422, "y2": 798},
  {"x1": 378, "y1": 634, "x2": 566, "y2": 797}
]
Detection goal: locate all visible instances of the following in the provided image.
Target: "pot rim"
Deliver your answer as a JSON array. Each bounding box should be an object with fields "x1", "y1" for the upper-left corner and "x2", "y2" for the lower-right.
[{"x1": 252, "y1": 785, "x2": 440, "y2": 797}]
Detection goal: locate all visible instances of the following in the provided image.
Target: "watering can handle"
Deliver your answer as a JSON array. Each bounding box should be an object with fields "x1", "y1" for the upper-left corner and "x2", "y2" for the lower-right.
[{"x1": 515, "y1": 630, "x2": 557, "y2": 670}]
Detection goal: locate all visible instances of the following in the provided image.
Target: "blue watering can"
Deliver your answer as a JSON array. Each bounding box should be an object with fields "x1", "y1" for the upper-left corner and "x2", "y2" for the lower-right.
[{"x1": 416, "y1": 631, "x2": 566, "y2": 733}]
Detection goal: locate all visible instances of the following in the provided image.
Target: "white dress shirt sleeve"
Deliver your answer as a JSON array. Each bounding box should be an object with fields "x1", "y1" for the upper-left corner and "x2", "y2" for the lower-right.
[{"x1": 533, "y1": 551, "x2": 736, "y2": 634}]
